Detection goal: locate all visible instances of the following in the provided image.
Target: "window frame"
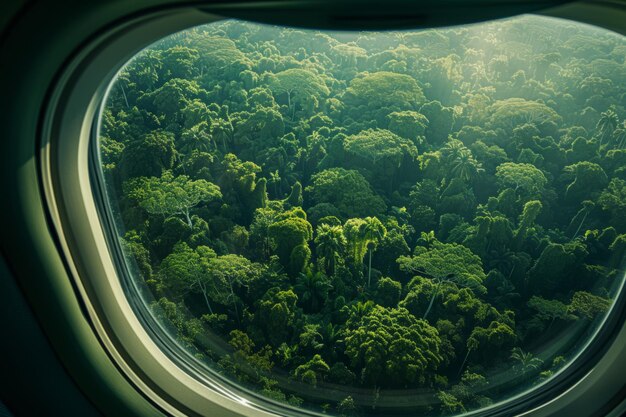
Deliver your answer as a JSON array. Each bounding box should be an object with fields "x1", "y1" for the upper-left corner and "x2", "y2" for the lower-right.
[{"x1": 38, "y1": 3, "x2": 626, "y2": 417}]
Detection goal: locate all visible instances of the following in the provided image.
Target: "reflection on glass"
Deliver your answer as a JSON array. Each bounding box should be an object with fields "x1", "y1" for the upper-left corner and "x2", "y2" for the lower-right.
[{"x1": 98, "y1": 15, "x2": 626, "y2": 416}]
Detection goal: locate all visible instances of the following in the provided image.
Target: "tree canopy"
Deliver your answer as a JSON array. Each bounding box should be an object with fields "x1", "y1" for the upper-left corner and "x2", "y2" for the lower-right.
[{"x1": 100, "y1": 16, "x2": 624, "y2": 417}]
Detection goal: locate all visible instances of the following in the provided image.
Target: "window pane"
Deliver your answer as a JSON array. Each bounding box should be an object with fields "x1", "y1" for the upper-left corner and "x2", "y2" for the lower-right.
[{"x1": 97, "y1": 15, "x2": 626, "y2": 416}]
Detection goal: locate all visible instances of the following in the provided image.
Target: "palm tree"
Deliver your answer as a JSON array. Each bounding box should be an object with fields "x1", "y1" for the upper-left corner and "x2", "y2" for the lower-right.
[
  {"x1": 360, "y1": 217, "x2": 387, "y2": 288},
  {"x1": 268, "y1": 170, "x2": 282, "y2": 197},
  {"x1": 450, "y1": 149, "x2": 484, "y2": 183},
  {"x1": 510, "y1": 347, "x2": 543, "y2": 374},
  {"x1": 345, "y1": 300, "x2": 375, "y2": 326},
  {"x1": 612, "y1": 121, "x2": 626, "y2": 149},
  {"x1": 416, "y1": 230, "x2": 437, "y2": 248},
  {"x1": 180, "y1": 121, "x2": 213, "y2": 156},
  {"x1": 441, "y1": 139, "x2": 466, "y2": 163},
  {"x1": 295, "y1": 268, "x2": 332, "y2": 312},
  {"x1": 314, "y1": 224, "x2": 347, "y2": 275},
  {"x1": 596, "y1": 109, "x2": 619, "y2": 148},
  {"x1": 210, "y1": 117, "x2": 234, "y2": 152},
  {"x1": 488, "y1": 247, "x2": 517, "y2": 278},
  {"x1": 473, "y1": 213, "x2": 494, "y2": 254},
  {"x1": 321, "y1": 323, "x2": 342, "y2": 361},
  {"x1": 343, "y1": 218, "x2": 368, "y2": 265}
]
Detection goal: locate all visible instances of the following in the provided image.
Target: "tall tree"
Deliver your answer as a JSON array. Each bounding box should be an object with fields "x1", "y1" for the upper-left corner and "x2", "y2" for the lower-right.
[
  {"x1": 125, "y1": 170, "x2": 222, "y2": 228},
  {"x1": 314, "y1": 224, "x2": 347, "y2": 275},
  {"x1": 360, "y1": 217, "x2": 387, "y2": 288},
  {"x1": 398, "y1": 239, "x2": 487, "y2": 319}
]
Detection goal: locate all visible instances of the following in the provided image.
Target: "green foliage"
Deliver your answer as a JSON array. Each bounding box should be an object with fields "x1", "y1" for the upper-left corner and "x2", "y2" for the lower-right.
[
  {"x1": 528, "y1": 296, "x2": 575, "y2": 327},
  {"x1": 284, "y1": 181, "x2": 303, "y2": 207},
  {"x1": 118, "y1": 130, "x2": 176, "y2": 179},
  {"x1": 101, "y1": 17, "x2": 625, "y2": 416},
  {"x1": 495, "y1": 162, "x2": 547, "y2": 200},
  {"x1": 398, "y1": 240, "x2": 487, "y2": 294},
  {"x1": 599, "y1": 178, "x2": 626, "y2": 232},
  {"x1": 150, "y1": 297, "x2": 204, "y2": 351},
  {"x1": 268, "y1": 215, "x2": 313, "y2": 272},
  {"x1": 528, "y1": 242, "x2": 587, "y2": 296},
  {"x1": 314, "y1": 223, "x2": 346, "y2": 275},
  {"x1": 125, "y1": 170, "x2": 221, "y2": 227},
  {"x1": 510, "y1": 347, "x2": 544, "y2": 381},
  {"x1": 387, "y1": 110, "x2": 428, "y2": 140},
  {"x1": 375, "y1": 277, "x2": 402, "y2": 307},
  {"x1": 344, "y1": 128, "x2": 418, "y2": 166},
  {"x1": 267, "y1": 68, "x2": 330, "y2": 116},
  {"x1": 344, "y1": 305, "x2": 442, "y2": 387},
  {"x1": 344, "y1": 71, "x2": 425, "y2": 111},
  {"x1": 306, "y1": 168, "x2": 386, "y2": 218},
  {"x1": 337, "y1": 396, "x2": 357, "y2": 417},
  {"x1": 563, "y1": 162, "x2": 608, "y2": 203},
  {"x1": 488, "y1": 98, "x2": 562, "y2": 132},
  {"x1": 294, "y1": 354, "x2": 330, "y2": 387},
  {"x1": 256, "y1": 288, "x2": 299, "y2": 347},
  {"x1": 568, "y1": 291, "x2": 611, "y2": 319},
  {"x1": 437, "y1": 391, "x2": 466, "y2": 415}
]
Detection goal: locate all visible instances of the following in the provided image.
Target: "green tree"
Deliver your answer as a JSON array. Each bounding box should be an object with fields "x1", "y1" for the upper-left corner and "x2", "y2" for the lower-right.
[
  {"x1": 596, "y1": 108, "x2": 619, "y2": 147},
  {"x1": 314, "y1": 224, "x2": 347, "y2": 275},
  {"x1": 140, "y1": 78, "x2": 204, "y2": 121},
  {"x1": 599, "y1": 178, "x2": 626, "y2": 232},
  {"x1": 510, "y1": 347, "x2": 543, "y2": 374},
  {"x1": 343, "y1": 305, "x2": 442, "y2": 387},
  {"x1": 448, "y1": 147, "x2": 484, "y2": 183},
  {"x1": 566, "y1": 200, "x2": 595, "y2": 239},
  {"x1": 294, "y1": 268, "x2": 332, "y2": 312},
  {"x1": 257, "y1": 288, "x2": 299, "y2": 347},
  {"x1": 306, "y1": 168, "x2": 386, "y2": 218},
  {"x1": 514, "y1": 200, "x2": 542, "y2": 249},
  {"x1": 568, "y1": 291, "x2": 611, "y2": 319},
  {"x1": 387, "y1": 110, "x2": 428, "y2": 141},
  {"x1": 420, "y1": 100, "x2": 455, "y2": 145},
  {"x1": 158, "y1": 242, "x2": 208, "y2": 306},
  {"x1": 398, "y1": 240, "x2": 487, "y2": 319},
  {"x1": 160, "y1": 46, "x2": 199, "y2": 79},
  {"x1": 203, "y1": 254, "x2": 263, "y2": 322},
  {"x1": 375, "y1": 277, "x2": 402, "y2": 308},
  {"x1": 495, "y1": 162, "x2": 547, "y2": 200},
  {"x1": 344, "y1": 71, "x2": 425, "y2": 111},
  {"x1": 343, "y1": 218, "x2": 368, "y2": 266},
  {"x1": 527, "y1": 243, "x2": 587, "y2": 296},
  {"x1": 563, "y1": 162, "x2": 608, "y2": 204},
  {"x1": 361, "y1": 217, "x2": 387, "y2": 288},
  {"x1": 488, "y1": 98, "x2": 562, "y2": 132},
  {"x1": 268, "y1": 216, "x2": 313, "y2": 272},
  {"x1": 180, "y1": 122, "x2": 214, "y2": 157},
  {"x1": 284, "y1": 181, "x2": 303, "y2": 207},
  {"x1": 294, "y1": 354, "x2": 330, "y2": 387},
  {"x1": 343, "y1": 129, "x2": 418, "y2": 192},
  {"x1": 337, "y1": 396, "x2": 357, "y2": 417},
  {"x1": 527, "y1": 296, "x2": 576, "y2": 333},
  {"x1": 266, "y1": 68, "x2": 330, "y2": 118},
  {"x1": 118, "y1": 130, "x2": 176, "y2": 179},
  {"x1": 125, "y1": 170, "x2": 222, "y2": 228}
]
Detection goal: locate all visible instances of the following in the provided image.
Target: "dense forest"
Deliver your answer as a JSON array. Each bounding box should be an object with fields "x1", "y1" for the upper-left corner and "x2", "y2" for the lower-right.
[{"x1": 99, "y1": 15, "x2": 626, "y2": 416}]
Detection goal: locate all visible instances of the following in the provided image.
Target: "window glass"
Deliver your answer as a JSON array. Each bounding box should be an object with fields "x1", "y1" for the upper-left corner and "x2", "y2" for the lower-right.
[{"x1": 97, "y1": 15, "x2": 626, "y2": 416}]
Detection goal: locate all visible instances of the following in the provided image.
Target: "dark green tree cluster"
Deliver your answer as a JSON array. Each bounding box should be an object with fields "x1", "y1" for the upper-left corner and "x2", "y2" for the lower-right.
[{"x1": 101, "y1": 15, "x2": 625, "y2": 416}]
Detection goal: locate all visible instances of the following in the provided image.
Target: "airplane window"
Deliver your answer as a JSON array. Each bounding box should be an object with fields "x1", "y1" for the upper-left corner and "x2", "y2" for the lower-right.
[{"x1": 95, "y1": 15, "x2": 626, "y2": 416}]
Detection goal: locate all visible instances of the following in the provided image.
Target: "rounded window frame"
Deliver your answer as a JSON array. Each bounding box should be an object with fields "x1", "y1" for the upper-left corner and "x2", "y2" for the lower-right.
[{"x1": 39, "y1": 4, "x2": 626, "y2": 417}]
